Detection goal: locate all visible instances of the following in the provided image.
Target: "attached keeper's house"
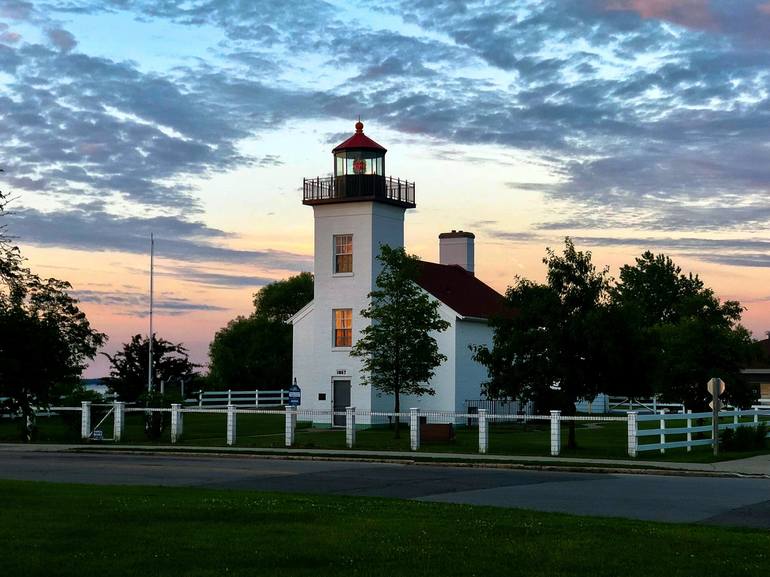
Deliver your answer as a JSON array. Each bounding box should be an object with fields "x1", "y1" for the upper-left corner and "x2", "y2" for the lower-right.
[{"x1": 290, "y1": 122, "x2": 506, "y2": 426}]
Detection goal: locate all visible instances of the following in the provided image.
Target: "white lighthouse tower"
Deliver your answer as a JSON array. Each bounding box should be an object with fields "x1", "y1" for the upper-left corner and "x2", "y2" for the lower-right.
[{"x1": 290, "y1": 121, "x2": 416, "y2": 426}]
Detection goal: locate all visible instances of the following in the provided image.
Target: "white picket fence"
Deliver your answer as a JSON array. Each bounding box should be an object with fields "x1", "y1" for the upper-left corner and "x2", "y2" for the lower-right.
[
  {"x1": 186, "y1": 389, "x2": 288, "y2": 407},
  {"x1": 48, "y1": 402, "x2": 770, "y2": 458},
  {"x1": 628, "y1": 408, "x2": 770, "y2": 456}
]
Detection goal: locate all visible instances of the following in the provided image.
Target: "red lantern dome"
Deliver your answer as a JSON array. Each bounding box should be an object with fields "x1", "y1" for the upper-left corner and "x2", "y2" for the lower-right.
[
  {"x1": 302, "y1": 120, "x2": 414, "y2": 209},
  {"x1": 332, "y1": 120, "x2": 387, "y2": 153}
]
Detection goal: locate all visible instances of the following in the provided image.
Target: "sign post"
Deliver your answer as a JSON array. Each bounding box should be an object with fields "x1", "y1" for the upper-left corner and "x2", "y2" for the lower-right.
[
  {"x1": 288, "y1": 378, "x2": 301, "y2": 407},
  {"x1": 707, "y1": 377, "x2": 725, "y2": 456}
]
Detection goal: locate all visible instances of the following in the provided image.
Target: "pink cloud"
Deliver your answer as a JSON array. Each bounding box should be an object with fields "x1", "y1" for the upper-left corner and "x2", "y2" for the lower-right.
[
  {"x1": 0, "y1": 30, "x2": 22, "y2": 44},
  {"x1": 604, "y1": 0, "x2": 718, "y2": 31},
  {"x1": 758, "y1": 2, "x2": 770, "y2": 15}
]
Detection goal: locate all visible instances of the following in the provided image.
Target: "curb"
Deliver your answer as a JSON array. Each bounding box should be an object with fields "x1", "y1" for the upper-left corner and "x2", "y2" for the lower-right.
[{"x1": 41, "y1": 445, "x2": 770, "y2": 479}]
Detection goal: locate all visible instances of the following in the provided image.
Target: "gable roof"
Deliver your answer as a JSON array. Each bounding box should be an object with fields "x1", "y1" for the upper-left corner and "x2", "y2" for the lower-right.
[{"x1": 416, "y1": 261, "x2": 507, "y2": 319}]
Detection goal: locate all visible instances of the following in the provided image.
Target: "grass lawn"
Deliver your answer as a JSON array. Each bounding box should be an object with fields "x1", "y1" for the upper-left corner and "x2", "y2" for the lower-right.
[
  {"x1": 0, "y1": 480, "x2": 767, "y2": 577},
  {"x1": 2, "y1": 411, "x2": 767, "y2": 464}
]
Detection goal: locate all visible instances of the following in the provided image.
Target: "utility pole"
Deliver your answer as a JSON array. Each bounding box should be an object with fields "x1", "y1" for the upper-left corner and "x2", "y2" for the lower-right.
[{"x1": 148, "y1": 233, "x2": 154, "y2": 394}]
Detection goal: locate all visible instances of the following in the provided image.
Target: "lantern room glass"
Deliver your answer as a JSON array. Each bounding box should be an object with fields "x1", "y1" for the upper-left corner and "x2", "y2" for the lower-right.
[{"x1": 334, "y1": 151, "x2": 384, "y2": 176}]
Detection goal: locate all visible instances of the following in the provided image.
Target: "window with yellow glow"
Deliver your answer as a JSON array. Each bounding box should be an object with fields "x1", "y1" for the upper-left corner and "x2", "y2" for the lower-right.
[{"x1": 334, "y1": 309, "x2": 352, "y2": 347}]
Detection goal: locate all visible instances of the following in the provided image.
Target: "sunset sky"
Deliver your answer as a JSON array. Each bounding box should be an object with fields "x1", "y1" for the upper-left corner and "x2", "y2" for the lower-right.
[{"x1": 2, "y1": 0, "x2": 770, "y2": 378}]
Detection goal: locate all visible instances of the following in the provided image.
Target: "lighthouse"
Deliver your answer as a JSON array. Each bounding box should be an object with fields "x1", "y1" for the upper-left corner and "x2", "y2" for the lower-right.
[
  {"x1": 291, "y1": 121, "x2": 502, "y2": 427},
  {"x1": 293, "y1": 121, "x2": 416, "y2": 426}
]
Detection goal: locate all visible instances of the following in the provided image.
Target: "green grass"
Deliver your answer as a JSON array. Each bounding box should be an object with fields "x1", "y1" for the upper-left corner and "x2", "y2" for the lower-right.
[
  {"x1": 0, "y1": 480, "x2": 767, "y2": 577},
  {"x1": 2, "y1": 411, "x2": 767, "y2": 464}
]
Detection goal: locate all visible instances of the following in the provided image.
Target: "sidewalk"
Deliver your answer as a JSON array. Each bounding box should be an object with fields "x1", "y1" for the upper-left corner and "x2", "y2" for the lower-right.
[{"x1": 2, "y1": 443, "x2": 768, "y2": 477}]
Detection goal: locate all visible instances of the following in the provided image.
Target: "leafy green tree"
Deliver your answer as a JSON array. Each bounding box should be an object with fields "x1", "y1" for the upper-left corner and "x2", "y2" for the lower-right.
[
  {"x1": 103, "y1": 335, "x2": 198, "y2": 403},
  {"x1": 253, "y1": 271, "x2": 314, "y2": 322},
  {"x1": 208, "y1": 272, "x2": 313, "y2": 390},
  {"x1": 351, "y1": 245, "x2": 450, "y2": 438},
  {"x1": 613, "y1": 252, "x2": 756, "y2": 409},
  {"x1": 0, "y1": 183, "x2": 106, "y2": 440},
  {"x1": 474, "y1": 238, "x2": 611, "y2": 448},
  {"x1": 208, "y1": 315, "x2": 293, "y2": 389}
]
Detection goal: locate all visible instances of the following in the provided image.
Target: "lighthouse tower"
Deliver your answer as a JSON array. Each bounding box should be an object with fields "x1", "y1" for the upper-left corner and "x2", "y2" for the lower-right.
[{"x1": 291, "y1": 121, "x2": 416, "y2": 426}]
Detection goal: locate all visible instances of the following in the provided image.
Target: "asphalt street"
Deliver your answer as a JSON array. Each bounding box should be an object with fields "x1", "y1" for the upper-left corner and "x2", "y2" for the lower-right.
[{"x1": 1, "y1": 449, "x2": 769, "y2": 528}]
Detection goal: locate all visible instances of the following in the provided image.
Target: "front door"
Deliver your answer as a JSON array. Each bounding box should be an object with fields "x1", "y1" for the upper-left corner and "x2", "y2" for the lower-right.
[{"x1": 333, "y1": 380, "x2": 351, "y2": 427}]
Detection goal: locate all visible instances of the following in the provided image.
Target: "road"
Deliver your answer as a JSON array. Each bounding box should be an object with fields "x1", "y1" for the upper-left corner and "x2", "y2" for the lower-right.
[{"x1": 1, "y1": 449, "x2": 769, "y2": 528}]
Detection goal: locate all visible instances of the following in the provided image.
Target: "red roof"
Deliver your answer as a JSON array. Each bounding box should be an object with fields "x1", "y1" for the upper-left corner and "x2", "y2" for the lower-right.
[
  {"x1": 416, "y1": 261, "x2": 508, "y2": 319},
  {"x1": 332, "y1": 121, "x2": 387, "y2": 153}
]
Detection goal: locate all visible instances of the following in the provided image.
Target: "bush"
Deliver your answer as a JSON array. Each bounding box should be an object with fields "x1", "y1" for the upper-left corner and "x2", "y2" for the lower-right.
[
  {"x1": 755, "y1": 423, "x2": 768, "y2": 449},
  {"x1": 720, "y1": 423, "x2": 767, "y2": 451},
  {"x1": 138, "y1": 390, "x2": 179, "y2": 440}
]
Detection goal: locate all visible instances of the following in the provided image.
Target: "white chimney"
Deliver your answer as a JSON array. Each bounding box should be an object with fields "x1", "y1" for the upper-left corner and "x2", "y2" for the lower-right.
[{"x1": 439, "y1": 230, "x2": 475, "y2": 274}]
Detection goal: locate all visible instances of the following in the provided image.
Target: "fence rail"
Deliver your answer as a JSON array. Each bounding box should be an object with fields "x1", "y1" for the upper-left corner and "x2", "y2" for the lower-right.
[
  {"x1": 630, "y1": 409, "x2": 770, "y2": 456},
  {"x1": 186, "y1": 389, "x2": 288, "y2": 407},
  {"x1": 14, "y1": 402, "x2": 770, "y2": 458}
]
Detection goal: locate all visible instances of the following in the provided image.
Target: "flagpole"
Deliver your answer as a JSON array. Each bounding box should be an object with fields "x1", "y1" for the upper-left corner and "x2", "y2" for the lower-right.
[{"x1": 148, "y1": 233, "x2": 154, "y2": 393}]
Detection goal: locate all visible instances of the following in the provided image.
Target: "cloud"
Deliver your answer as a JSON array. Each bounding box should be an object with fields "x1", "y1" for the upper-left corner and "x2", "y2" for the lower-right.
[
  {"x1": 6, "y1": 206, "x2": 312, "y2": 271},
  {"x1": 604, "y1": 0, "x2": 717, "y2": 30},
  {"x1": 45, "y1": 28, "x2": 76, "y2": 52},
  {"x1": 73, "y1": 288, "x2": 230, "y2": 316},
  {"x1": 0, "y1": 1, "x2": 33, "y2": 20},
  {"x1": 2, "y1": 0, "x2": 770, "y2": 243}
]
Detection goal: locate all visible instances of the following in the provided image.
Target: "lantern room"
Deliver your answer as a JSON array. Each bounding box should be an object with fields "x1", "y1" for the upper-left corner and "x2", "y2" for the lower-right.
[
  {"x1": 302, "y1": 120, "x2": 415, "y2": 208},
  {"x1": 333, "y1": 120, "x2": 386, "y2": 177}
]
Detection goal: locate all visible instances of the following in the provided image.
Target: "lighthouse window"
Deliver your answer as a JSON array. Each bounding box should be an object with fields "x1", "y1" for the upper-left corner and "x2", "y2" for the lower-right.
[
  {"x1": 334, "y1": 234, "x2": 353, "y2": 273},
  {"x1": 334, "y1": 309, "x2": 352, "y2": 348}
]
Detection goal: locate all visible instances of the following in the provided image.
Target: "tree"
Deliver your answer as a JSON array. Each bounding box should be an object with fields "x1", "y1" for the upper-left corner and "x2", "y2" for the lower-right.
[
  {"x1": 473, "y1": 238, "x2": 612, "y2": 448},
  {"x1": 253, "y1": 271, "x2": 314, "y2": 322},
  {"x1": 0, "y1": 182, "x2": 106, "y2": 440},
  {"x1": 613, "y1": 251, "x2": 756, "y2": 409},
  {"x1": 103, "y1": 334, "x2": 198, "y2": 403},
  {"x1": 351, "y1": 245, "x2": 450, "y2": 438},
  {"x1": 208, "y1": 315, "x2": 292, "y2": 389},
  {"x1": 208, "y1": 272, "x2": 313, "y2": 390}
]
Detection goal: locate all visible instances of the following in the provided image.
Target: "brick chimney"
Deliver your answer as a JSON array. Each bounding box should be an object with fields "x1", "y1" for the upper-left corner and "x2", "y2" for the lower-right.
[{"x1": 439, "y1": 230, "x2": 475, "y2": 275}]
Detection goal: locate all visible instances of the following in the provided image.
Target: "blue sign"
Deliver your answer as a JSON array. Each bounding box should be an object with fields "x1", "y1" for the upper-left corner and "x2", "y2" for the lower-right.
[{"x1": 288, "y1": 382, "x2": 301, "y2": 407}]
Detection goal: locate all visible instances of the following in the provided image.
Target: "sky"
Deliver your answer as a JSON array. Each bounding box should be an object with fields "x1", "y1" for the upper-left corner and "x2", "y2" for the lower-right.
[{"x1": 1, "y1": 0, "x2": 770, "y2": 378}]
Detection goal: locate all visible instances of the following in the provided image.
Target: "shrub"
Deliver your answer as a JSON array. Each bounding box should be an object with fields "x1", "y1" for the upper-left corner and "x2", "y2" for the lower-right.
[{"x1": 720, "y1": 422, "x2": 767, "y2": 451}]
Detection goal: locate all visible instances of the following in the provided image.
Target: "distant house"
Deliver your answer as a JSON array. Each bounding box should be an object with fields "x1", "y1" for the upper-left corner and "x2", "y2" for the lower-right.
[
  {"x1": 289, "y1": 122, "x2": 505, "y2": 426},
  {"x1": 742, "y1": 338, "x2": 770, "y2": 404}
]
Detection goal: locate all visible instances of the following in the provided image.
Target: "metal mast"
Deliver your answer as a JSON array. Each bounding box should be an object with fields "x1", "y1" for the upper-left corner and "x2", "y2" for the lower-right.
[{"x1": 148, "y1": 233, "x2": 154, "y2": 393}]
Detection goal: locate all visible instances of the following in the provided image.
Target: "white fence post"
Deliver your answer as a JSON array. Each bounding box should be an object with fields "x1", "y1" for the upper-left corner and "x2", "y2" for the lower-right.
[
  {"x1": 478, "y1": 408, "x2": 488, "y2": 454},
  {"x1": 627, "y1": 411, "x2": 638, "y2": 457},
  {"x1": 346, "y1": 406, "x2": 356, "y2": 448},
  {"x1": 226, "y1": 404, "x2": 236, "y2": 446},
  {"x1": 550, "y1": 410, "x2": 561, "y2": 456},
  {"x1": 754, "y1": 408, "x2": 759, "y2": 424},
  {"x1": 410, "y1": 408, "x2": 420, "y2": 451},
  {"x1": 255, "y1": 390, "x2": 259, "y2": 407},
  {"x1": 686, "y1": 409, "x2": 692, "y2": 452},
  {"x1": 285, "y1": 405, "x2": 296, "y2": 447},
  {"x1": 80, "y1": 401, "x2": 91, "y2": 440},
  {"x1": 734, "y1": 409, "x2": 740, "y2": 427},
  {"x1": 113, "y1": 401, "x2": 124, "y2": 442},
  {"x1": 659, "y1": 410, "x2": 666, "y2": 454},
  {"x1": 227, "y1": 389, "x2": 232, "y2": 405},
  {"x1": 171, "y1": 403, "x2": 181, "y2": 444}
]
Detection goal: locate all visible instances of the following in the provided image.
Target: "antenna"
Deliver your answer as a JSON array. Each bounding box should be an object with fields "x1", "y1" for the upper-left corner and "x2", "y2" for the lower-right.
[{"x1": 148, "y1": 233, "x2": 154, "y2": 393}]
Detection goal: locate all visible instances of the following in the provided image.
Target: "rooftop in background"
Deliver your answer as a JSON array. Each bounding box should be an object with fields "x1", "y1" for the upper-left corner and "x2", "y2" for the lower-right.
[{"x1": 417, "y1": 261, "x2": 507, "y2": 319}]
